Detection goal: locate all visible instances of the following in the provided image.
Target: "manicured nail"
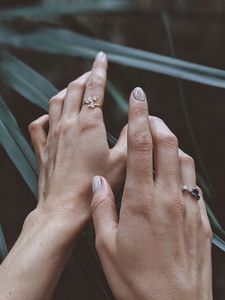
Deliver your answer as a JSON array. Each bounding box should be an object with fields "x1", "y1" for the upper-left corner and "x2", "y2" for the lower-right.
[
  {"x1": 96, "y1": 51, "x2": 105, "y2": 60},
  {"x1": 133, "y1": 87, "x2": 146, "y2": 101},
  {"x1": 92, "y1": 176, "x2": 102, "y2": 193}
]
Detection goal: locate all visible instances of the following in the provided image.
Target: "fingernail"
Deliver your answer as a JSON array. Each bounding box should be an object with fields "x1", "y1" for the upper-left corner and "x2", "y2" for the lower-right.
[
  {"x1": 96, "y1": 51, "x2": 105, "y2": 60},
  {"x1": 92, "y1": 176, "x2": 102, "y2": 193},
  {"x1": 133, "y1": 87, "x2": 146, "y2": 101}
]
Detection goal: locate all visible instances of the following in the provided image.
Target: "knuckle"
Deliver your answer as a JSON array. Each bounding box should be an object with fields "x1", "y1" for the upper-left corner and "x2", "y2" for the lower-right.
[
  {"x1": 56, "y1": 120, "x2": 71, "y2": 136},
  {"x1": 28, "y1": 120, "x2": 40, "y2": 132},
  {"x1": 130, "y1": 130, "x2": 152, "y2": 152},
  {"x1": 49, "y1": 96, "x2": 63, "y2": 106},
  {"x1": 91, "y1": 194, "x2": 111, "y2": 215},
  {"x1": 133, "y1": 107, "x2": 148, "y2": 119},
  {"x1": 80, "y1": 114, "x2": 99, "y2": 132},
  {"x1": 68, "y1": 80, "x2": 84, "y2": 91},
  {"x1": 124, "y1": 185, "x2": 154, "y2": 216},
  {"x1": 157, "y1": 132, "x2": 178, "y2": 149},
  {"x1": 86, "y1": 75, "x2": 104, "y2": 90},
  {"x1": 166, "y1": 197, "x2": 186, "y2": 218},
  {"x1": 127, "y1": 198, "x2": 152, "y2": 219},
  {"x1": 180, "y1": 153, "x2": 195, "y2": 168}
]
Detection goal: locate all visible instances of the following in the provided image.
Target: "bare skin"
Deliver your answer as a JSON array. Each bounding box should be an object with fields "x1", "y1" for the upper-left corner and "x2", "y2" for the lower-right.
[
  {"x1": 91, "y1": 87, "x2": 213, "y2": 300},
  {"x1": 0, "y1": 53, "x2": 213, "y2": 300},
  {"x1": 0, "y1": 52, "x2": 127, "y2": 300}
]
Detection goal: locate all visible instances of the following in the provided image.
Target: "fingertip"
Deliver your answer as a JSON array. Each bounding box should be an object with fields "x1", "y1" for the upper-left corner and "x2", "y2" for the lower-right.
[
  {"x1": 128, "y1": 87, "x2": 149, "y2": 119},
  {"x1": 92, "y1": 176, "x2": 110, "y2": 195},
  {"x1": 93, "y1": 51, "x2": 108, "y2": 69},
  {"x1": 131, "y1": 87, "x2": 146, "y2": 102},
  {"x1": 95, "y1": 51, "x2": 107, "y2": 61},
  {"x1": 91, "y1": 176, "x2": 118, "y2": 240},
  {"x1": 92, "y1": 175, "x2": 102, "y2": 193}
]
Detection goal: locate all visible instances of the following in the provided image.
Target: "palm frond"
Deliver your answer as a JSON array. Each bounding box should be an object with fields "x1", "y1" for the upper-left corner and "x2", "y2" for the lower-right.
[
  {"x1": 0, "y1": 112, "x2": 37, "y2": 195},
  {"x1": 0, "y1": 1, "x2": 141, "y2": 20},
  {"x1": 107, "y1": 81, "x2": 128, "y2": 114},
  {"x1": 213, "y1": 234, "x2": 225, "y2": 252},
  {"x1": 0, "y1": 95, "x2": 37, "y2": 173},
  {"x1": 1, "y1": 26, "x2": 225, "y2": 89},
  {"x1": 0, "y1": 50, "x2": 56, "y2": 111}
]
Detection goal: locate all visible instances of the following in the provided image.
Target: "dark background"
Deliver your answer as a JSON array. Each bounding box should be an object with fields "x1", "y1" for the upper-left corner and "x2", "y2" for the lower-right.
[{"x1": 1, "y1": 0, "x2": 225, "y2": 299}]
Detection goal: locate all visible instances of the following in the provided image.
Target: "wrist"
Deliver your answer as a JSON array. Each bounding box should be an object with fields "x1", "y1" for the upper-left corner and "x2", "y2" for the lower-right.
[{"x1": 24, "y1": 205, "x2": 90, "y2": 246}]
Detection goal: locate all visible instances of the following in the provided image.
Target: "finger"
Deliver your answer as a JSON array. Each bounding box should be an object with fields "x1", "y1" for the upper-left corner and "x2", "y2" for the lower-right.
[
  {"x1": 178, "y1": 149, "x2": 196, "y2": 186},
  {"x1": 148, "y1": 116, "x2": 180, "y2": 188},
  {"x1": 61, "y1": 71, "x2": 91, "y2": 119},
  {"x1": 197, "y1": 187, "x2": 212, "y2": 237},
  {"x1": 179, "y1": 149, "x2": 201, "y2": 229},
  {"x1": 126, "y1": 87, "x2": 153, "y2": 194},
  {"x1": 91, "y1": 176, "x2": 118, "y2": 251},
  {"x1": 110, "y1": 124, "x2": 127, "y2": 165},
  {"x1": 49, "y1": 89, "x2": 66, "y2": 130},
  {"x1": 29, "y1": 115, "x2": 49, "y2": 162},
  {"x1": 80, "y1": 52, "x2": 107, "y2": 117}
]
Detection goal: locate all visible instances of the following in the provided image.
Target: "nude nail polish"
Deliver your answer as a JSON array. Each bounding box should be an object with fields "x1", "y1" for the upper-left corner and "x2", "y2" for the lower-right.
[
  {"x1": 92, "y1": 176, "x2": 102, "y2": 192},
  {"x1": 133, "y1": 87, "x2": 146, "y2": 101},
  {"x1": 96, "y1": 51, "x2": 105, "y2": 60}
]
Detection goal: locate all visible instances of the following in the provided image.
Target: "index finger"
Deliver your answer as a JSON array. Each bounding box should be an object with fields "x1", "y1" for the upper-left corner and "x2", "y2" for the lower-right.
[{"x1": 80, "y1": 51, "x2": 108, "y2": 118}]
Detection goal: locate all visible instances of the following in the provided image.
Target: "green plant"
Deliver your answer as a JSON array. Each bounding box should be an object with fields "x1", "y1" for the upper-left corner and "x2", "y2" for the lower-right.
[{"x1": 0, "y1": 1, "x2": 225, "y2": 297}]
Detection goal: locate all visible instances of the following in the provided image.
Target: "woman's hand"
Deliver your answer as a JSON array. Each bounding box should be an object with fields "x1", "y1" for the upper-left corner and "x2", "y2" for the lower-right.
[
  {"x1": 91, "y1": 87, "x2": 213, "y2": 300},
  {"x1": 28, "y1": 52, "x2": 127, "y2": 236},
  {"x1": 0, "y1": 53, "x2": 127, "y2": 300}
]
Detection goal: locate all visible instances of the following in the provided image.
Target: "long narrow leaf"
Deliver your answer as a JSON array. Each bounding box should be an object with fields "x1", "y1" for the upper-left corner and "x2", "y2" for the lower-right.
[
  {"x1": 0, "y1": 95, "x2": 37, "y2": 173},
  {"x1": 0, "y1": 50, "x2": 56, "y2": 111},
  {"x1": 0, "y1": 225, "x2": 8, "y2": 261},
  {"x1": 213, "y1": 234, "x2": 225, "y2": 252},
  {"x1": 107, "y1": 81, "x2": 128, "y2": 114},
  {"x1": 0, "y1": 1, "x2": 141, "y2": 20},
  {"x1": 1, "y1": 27, "x2": 225, "y2": 89},
  {"x1": 0, "y1": 119, "x2": 37, "y2": 195}
]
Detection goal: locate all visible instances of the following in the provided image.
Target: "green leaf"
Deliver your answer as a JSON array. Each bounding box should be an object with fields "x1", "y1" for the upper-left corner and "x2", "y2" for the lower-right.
[
  {"x1": 213, "y1": 234, "x2": 225, "y2": 252},
  {"x1": 0, "y1": 1, "x2": 141, "y2": 20},
  {"x1": 0, "y1": 117, "x2": 37, "y2": 195},
  {"x1": 107, "y1": 81, "x2": 128, "y2": 114},
  {"x1": 0, "y1": 225, "x2": 8, "y2": 261},
  {"x1": 0, "y1": 50, "x2": 57, "y2": 111},
  {"x1": 1, "y1": 26, "x2": 225, "y2": 89},
  {"x1": 0, "y1": 95, "x2": 37, "y2": 174}
]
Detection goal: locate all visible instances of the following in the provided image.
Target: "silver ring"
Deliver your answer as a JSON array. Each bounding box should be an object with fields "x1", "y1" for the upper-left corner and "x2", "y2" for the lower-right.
[
  {"x1": 181, "y1": 185, "x2": 200, "y2": 201},
  {"x1": 83, "y1": 96, "x2": 101, "y2": 109}
]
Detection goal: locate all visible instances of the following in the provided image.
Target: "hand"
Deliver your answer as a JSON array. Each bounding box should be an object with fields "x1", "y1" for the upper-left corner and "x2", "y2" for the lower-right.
[
  {"x1": 91, "y1": 87, "x2": 213, "y2": 300},
  {"x1": 28, "y1": 52, "x2": 127, "y2": 236}
]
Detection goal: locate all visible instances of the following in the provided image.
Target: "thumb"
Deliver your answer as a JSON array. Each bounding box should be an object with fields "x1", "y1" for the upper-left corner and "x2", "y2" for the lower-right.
[{"x1": 91, "y1": 176, "x2": 118, "y2": 251}]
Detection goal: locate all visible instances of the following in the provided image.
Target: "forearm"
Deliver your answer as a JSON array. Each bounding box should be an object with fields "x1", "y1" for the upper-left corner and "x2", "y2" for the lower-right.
[{"x1": 0, "y1": 209, "x2": 81, "y2": 300}]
